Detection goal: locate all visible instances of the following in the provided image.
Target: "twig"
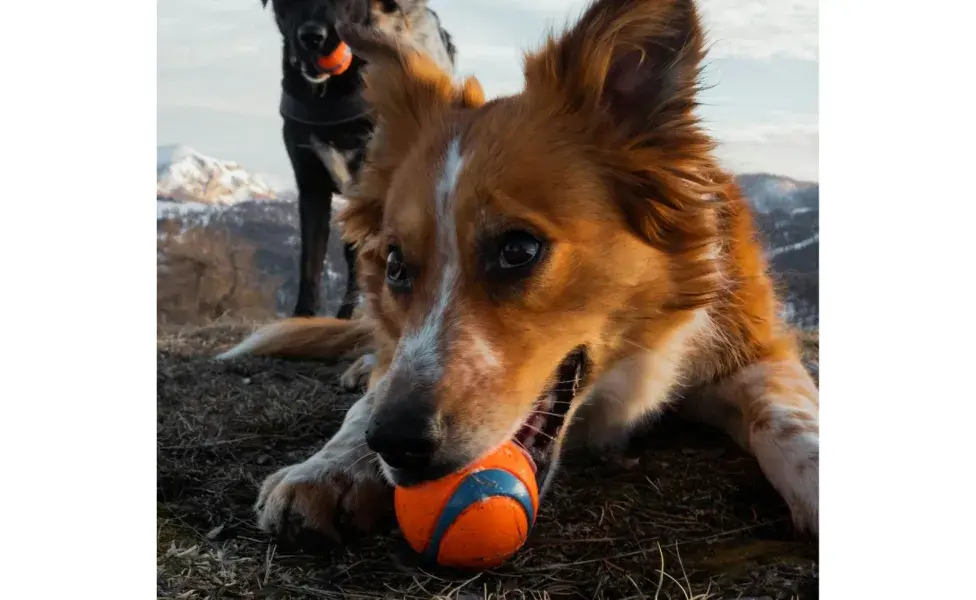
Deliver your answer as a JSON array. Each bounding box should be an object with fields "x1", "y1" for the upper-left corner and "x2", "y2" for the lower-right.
[{"x1": 158, "y1": 434, "x2": 266, "y2": 451}]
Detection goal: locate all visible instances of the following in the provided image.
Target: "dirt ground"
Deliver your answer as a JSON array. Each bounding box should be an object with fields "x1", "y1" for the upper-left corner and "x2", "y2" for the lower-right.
[{"x1": 157, "y1": 322, "x2": 819, "y2": 600}]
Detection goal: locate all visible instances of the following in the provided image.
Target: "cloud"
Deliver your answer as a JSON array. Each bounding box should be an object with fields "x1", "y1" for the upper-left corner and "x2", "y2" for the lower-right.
[
  {"x1": 707, "y1": 114, "x2": 819, "y2": 181},
  {"x1": 432, "y1": 0, "x2": 818, "y2": 63},
  {"x1": 697, "y1": 0, "x2": 818, "y2": 61},
  {"x1": 709, "y1": 111, "x2": 819, "y2": 144}
]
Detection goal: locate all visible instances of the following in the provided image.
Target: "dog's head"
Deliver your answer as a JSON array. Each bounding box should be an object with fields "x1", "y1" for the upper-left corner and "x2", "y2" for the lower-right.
[
  {"x1": 339, "y1": 0, "x2": 727, "y2": 494},
  {"x1": 261, "y1": 0, "x2": 403, "y2": 84}
]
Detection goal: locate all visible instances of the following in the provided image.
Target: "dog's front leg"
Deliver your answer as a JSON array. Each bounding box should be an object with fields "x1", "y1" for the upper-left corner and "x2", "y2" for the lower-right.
[
  {"x1": 683, "y1": 358, "x2": 819, "y2": 535},
  {"x1": 254, "y1": 391, "x2": 393, "y2": 543}
]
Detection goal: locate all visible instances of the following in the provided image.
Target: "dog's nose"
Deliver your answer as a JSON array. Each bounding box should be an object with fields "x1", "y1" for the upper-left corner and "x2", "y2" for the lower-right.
[
  {"x1": 366, "y1": 401, "x2": 443, "y2": 471},
  {"x1": 297, "y1": 22, "x2": 329, "y2": 51}
]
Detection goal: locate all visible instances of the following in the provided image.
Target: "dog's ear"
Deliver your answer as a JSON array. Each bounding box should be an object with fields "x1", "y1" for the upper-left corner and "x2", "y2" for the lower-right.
[
  {"x1": 524, "y1": 0, "x2": 724, "y2": 310},
  {"x1": 335, "y1": 22, "x2": 484, "y2": 247},
  {"x1": 523, "y1": 0, "x2": 704, "y2": 140}
]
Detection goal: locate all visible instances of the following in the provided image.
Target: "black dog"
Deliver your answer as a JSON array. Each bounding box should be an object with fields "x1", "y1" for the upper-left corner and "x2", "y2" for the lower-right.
[{"x1": 260, "y1": 0, "x2": 457, "y2": 319}]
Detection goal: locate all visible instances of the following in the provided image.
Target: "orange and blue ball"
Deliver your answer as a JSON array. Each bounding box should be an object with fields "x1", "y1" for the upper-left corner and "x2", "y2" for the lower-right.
[{"x1": 394, "y1": 440, "x2": 539, "y2": 569}]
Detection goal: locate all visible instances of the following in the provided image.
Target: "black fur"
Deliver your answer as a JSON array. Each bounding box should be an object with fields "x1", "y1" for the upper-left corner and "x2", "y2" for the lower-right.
[{"x1": 260, "y1": 0, "x2": 456, "y2": 319}]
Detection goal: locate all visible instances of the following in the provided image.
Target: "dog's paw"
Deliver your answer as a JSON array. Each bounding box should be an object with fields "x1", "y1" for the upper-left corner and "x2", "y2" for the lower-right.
[
  {"x1": 340, "y1": 353, "x2": 375, "y2": 392},
  {"x1": 752, "y1": 428, "x2": 819, "y2": 537},
  {"x1": 254, "y1": 451, "x2": 393, "y2": 545}
]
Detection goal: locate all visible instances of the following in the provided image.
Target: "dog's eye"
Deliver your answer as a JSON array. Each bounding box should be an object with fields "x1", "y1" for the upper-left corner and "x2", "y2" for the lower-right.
[
  {"x1": 386, "y1": 246, "x2": 411, "y2": 292},
  {"x1": 498, "y1": 231, "x2": 542, "y2": 270}
]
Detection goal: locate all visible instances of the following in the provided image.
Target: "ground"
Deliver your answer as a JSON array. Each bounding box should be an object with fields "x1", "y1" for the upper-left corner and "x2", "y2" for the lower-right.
[{"x1": 158, "y1": 323, "x2": 819, "y2": 600}]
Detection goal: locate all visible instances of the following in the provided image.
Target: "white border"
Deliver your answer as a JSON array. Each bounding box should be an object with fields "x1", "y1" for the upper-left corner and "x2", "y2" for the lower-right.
[
  {"x1": 0, "y1": 1, "x2": 156, "y2": 597},
  {"x1": 821, "y1": 0, "x2": 976, "y2": 597}
]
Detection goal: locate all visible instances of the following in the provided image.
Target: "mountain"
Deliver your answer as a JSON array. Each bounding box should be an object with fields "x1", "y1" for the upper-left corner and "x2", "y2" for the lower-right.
[
  {"x1": 737, "y1": 174, "x2": 819, "y2": 329},
  {"x1": 157, "y1": 145, "x2": 280, "y2": 206},
  {"x1": 156, "y1": 146, "x2": 349, "y2": 319},
  {"x1": 156, "y1": 147, "x2": 818, "y2": 328}
]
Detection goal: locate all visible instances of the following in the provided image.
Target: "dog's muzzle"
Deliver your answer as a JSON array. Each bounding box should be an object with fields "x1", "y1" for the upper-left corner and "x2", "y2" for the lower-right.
[{"x1": 295, "y1": 21, "x2": 352, "y2": 81}]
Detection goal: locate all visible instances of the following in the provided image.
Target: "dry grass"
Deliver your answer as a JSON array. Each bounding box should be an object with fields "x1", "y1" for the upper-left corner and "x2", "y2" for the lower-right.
[{"x1": 158, "y1": 323, "x2": 819, "y2": 599}]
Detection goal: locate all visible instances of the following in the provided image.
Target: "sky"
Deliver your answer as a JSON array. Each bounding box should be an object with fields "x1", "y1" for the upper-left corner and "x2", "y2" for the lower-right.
[{"x1": 158, "y1": 0, "x2": 818, "y2": 189}]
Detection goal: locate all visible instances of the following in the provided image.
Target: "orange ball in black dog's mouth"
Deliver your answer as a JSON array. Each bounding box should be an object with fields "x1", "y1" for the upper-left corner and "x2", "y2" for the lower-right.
[{"x1": 316, "y1": 42, "x2": 352, "y2": 76}]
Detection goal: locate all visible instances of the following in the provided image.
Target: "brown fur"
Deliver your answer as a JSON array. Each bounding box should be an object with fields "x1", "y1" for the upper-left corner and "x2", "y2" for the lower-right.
[
  {"x1": 215, "y1": 316, "x2": 373, "y2": 361},
  {"x1": 227, "y1": 0, "x2": 819, "y2": 540}
]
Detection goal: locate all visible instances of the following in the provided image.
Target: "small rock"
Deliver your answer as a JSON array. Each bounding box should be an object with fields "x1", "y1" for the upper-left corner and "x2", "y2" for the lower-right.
[{"x1": 206, "y1": 524, "x2": 225, "y2": 540}]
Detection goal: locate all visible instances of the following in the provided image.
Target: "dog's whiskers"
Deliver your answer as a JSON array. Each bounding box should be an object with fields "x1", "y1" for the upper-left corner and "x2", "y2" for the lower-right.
[
  {"x1": 511, "y1": 438, "x2": 532, "y2": 456},
  {"x1": 522, "y1": 423, "x2": 556, "y2": 442},
  {"x1": 347, "y1": 449, "x2": 376, "y2": 470},
  {"x1": 543, "y1": 398, "x2": 575, "y2": 407},
  {"x1": 622, "y1": 338, "x2": 654, "y2": 353},
  {"x1": 548, "y1": 378, "x2": 583, "y2": 386},
  {"x1": 333, "y1": 441, "x2": 369, "y2": 462},
  {"x1": 531, "y1": 410, "x2": 566, "y2": 419}
]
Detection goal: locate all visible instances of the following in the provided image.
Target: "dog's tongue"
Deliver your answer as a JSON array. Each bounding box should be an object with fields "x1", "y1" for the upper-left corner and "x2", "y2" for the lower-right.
[{"x1": 316, "y1": 42, "x2": 352, "y2": 75}]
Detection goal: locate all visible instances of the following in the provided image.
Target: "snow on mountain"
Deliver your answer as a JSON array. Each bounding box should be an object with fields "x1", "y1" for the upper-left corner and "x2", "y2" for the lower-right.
[
  {"x1": 767, "y1": 232, "x2": 819, "y2": 259},
  {"x1": 736, "y1": 173, "x2": 817, "y2": 216},
  {"x1": 157, "y1": 144, "x2": 281, "y2": 206}
]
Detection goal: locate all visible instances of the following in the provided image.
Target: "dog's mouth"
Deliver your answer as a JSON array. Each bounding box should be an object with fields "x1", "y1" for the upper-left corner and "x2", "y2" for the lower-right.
[
  {"x1": 297, "y1": 42, "x2": 353, "y2": 83},
  {"x1": 512, "y1": 347, "x2": 589, "y2": 488}
]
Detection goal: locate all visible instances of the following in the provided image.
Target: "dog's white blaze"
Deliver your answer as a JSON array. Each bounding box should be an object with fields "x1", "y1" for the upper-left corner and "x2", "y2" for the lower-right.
[
  {"x1": 470, "y1": 333, "x2": 500, "y2": 369},
  {"x1": 397, "y1": 137, "x2": 464, "y2": 377}
]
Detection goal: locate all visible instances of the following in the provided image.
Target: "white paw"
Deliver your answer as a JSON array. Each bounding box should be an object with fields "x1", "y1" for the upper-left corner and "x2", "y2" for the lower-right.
[
  {"x1": 254, "y1": 441, "x2": 392, "y2": 543},
  {"x1": 752, "y1": 428, "x2": 819, "y2": 536}
]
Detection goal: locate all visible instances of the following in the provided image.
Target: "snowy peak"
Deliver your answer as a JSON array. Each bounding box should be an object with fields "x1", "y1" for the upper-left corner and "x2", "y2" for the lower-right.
[
  {"x1": 157, "y1": 144, "x2": 279, "y2": 206},
  {"x1": 736, "y1": 173, "x2": 818, "y2": 215}
]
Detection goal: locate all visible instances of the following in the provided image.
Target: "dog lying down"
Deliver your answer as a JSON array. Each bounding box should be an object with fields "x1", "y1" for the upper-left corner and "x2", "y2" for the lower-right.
[{"x1": 218, "y1": 0, "x2": 820, "y2": 543}]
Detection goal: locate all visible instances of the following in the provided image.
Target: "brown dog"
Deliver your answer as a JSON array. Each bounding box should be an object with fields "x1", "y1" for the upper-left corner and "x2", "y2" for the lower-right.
[{"x1": 219, "y1": 0, "x2": 819, "y2": 543}]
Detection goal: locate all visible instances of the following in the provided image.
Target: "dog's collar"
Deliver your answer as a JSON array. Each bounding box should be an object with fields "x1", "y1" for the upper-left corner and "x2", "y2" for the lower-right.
[{"x1": 279, "y1": 89, "x2": 369, "y2": 127}]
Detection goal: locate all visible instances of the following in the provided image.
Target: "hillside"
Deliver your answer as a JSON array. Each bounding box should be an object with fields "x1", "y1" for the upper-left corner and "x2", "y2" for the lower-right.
[
  {"x1": 156, "y1": 147, "x2": 819, "y2": 327},
  {"x1": 156, "y1": 146, "x2": 349, "y2": 320}
]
